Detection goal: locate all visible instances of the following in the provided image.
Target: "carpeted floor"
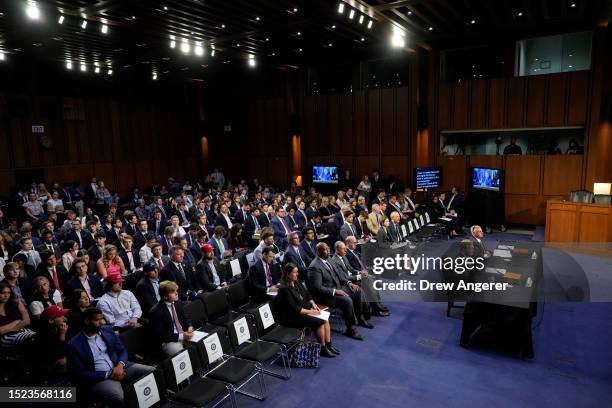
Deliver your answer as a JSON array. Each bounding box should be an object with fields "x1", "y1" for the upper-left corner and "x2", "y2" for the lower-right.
[{"x1": 234, "y1": 232, "x2": 612, "y2": 408}]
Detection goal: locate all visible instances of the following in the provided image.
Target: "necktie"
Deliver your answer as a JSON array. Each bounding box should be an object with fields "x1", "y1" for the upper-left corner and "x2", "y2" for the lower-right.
[
  {"x1": 264, "y1": 262, "x2": 273, "y2": 286},
  {"x1": 447, "y1": 195, "x2": 454, "y2": 211},
  {"x1": 348, "y1": 223, "x2": 355, "y2": 236},
  {"x1": 376, "y1": 213, "x2": 381, "y2": 226},
  {"x1": 353, "y1": 251, "x2": 365, "y2": 269},
  {"x1": 295, "y1": 247, "x2": 305, "y2": 266},
  {"x1": 280, "y1": 217, "x2": 290, "y2": 234},
  {"x1": 157, "y1": 258, "x2": 164, "y2": 270},
  {"x1": 77, "y1": 232, "x2": 82, "y2": 248},
  {"x1": 170, "y1": 303, "x2": 183, "y2": 335},
  {"x1": 51, "y1": 268, "x2": 61, "y2": 295},
  {"x1": 47, "y1": 244, "x2": 53, "y2": 251},
  {"x1": 217, "y1": 239, "x2": 225, "y2": 254},
  {"x1": 254, "y1": 216, "x2": 260, "y2": 230},
  {"x1": 178, "y1": 263, "x2": 186, "y2": 279}
]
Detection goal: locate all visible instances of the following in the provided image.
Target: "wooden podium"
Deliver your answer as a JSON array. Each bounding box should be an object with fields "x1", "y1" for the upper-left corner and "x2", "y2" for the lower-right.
[{"x1": 545, "y1": 199, "x2": 612, "y2": 242}]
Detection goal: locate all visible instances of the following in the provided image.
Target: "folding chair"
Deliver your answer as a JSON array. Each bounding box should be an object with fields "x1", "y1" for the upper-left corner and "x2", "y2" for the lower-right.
[
  {"x1": 184, "y1": 299, "x2": 229, "y2": 338},
  {"x1": 228, "y1": 279, "x2": 264, "y2": 313},
  {"x1": 202, "y1": 289, "x2": 248, "y2": 332},
  {"x1": 120, "y1": 326, "x2": 160, "y2": 366},
  {"x1": 124, "y1": 369, "x2": 167, "y2": 408},
  {"x1": 160, "y1": 348, "x2": 235, "y2": 408}
]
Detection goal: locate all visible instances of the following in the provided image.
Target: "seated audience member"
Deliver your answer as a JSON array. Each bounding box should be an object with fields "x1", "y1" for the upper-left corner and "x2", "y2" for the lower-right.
[
  {"x1": 36, "y1": 250, "x2": 69, "y2": 295},
  {"x1": 117, "y1": 235, "x2": 141, "y2": 274},
  {"x1": 233, "y1": 201, "x2": 250, "y2": 225},
  {"x1": 215, "y1": 203, "x2": 233, "y2": 230},
  {"x1": 66, "y1": 308, "x2": 155, "y2": 407},
  {"x1": 23, "y1": 193, "x2": 45, "y2": 222},
  {"x1": 62, "y1": 240, "x2": 80, "y2": 271},
  {"x1": 299, "y1": 227, "x2": 317, "y2": 266},
  {"x1": 66, "y1": 289, "x2": 91, "y2": 339},
  {"x1": 148, "y1": 209, "x2": 167, "y2": 237},
  {"x1": 257, "y1": 203, "x2": 272, "y2": 227},
  {"x1": 339, "y1": 211, "x2": 358, "y2": 241},
  {"x1": 283, "y1": 232, "x2": 309, "y2": 281},
  {"x1": 133, "y1": 219, "x2": 150, "y2": 250},
  {"x1": 401, "y1": 188, "x2": 419, "y2": 216},
  {"x1": 354, "y1": 211, "x2": 371, "y2": 241},
  {"x1": 168, "y1": 215, "x2": 187, "y2": 239},
  {"x1": 275, "y1": 263, "x2": 337, "y2": 358},
  {"x1": 96, "y1": 245, "x2": 127, "y2": 280},
  {"x1": 149, "y1": 281, "x2": 195, "y2": 356},
  {"x1": 159, "y1": 245, "x2": 201, "y2": 301},
  {"x1": 227, "y1": 223, "x2": 247, "y2": 253},
  {"x1": 190, "y1": 230, "x2": 208, "y2": 263},
  {"x1": 307, "y1": 242, "x2": 364, "y2": 340},
  {"x1": 0, "y1": 282, "x2": 35, "y2": 352},
  {"x1": 437, "y1": 192, "x2": 463, "y2": 237},
  {"x1": 503, "y1": 136, "x2": 522, "y2": 155},
  {"x1": 566, "y1": 138, "x2": 584, "y2": 155},
  {"x1": 67, "y1": 258, "x2": 104, "y2": 300},
  {"x1": 149, "y1": 242, "x2": 169, "y2": 271},
  {"x1": 388, "y1": 212, "x2": 405, "y2": 243},
  {"x1": 35, "y1": 305, "x2": 70, "y2": 377},
  {"x1": 194, "y1": 243, "x2": 227, "y2": 292},
  {"x1": 12, "y1": 253, "x2": 36, "y2": 279},
  {"x1": 87, "y1": 231, "x2": 107, "y2": 263},
  {"x1": 247, "y1": 246, "x2": 280, "y2": 301},
  {"x1": 2, "y1": 262, "x2": 33, "y2": 305},
  {"x1": 138, "y1": 234, "x2": 158, "y2": 265},
  {"x1": 208, "y1": 226, "x2": 230, "y2": 260},
  {"x1": 253, "y1": 229, "x2": 280, "y2": 261},
  {"x1": 376, "y1": 218, "x2": 393, "y2": 243},
  {"x1": 470, "y1": 225, "x2": 491, "y2": 259},
  {"x1": 37, "y1": 230, "x2": 60, "y2": 256},
  {"x1": 270, "y1": 206, "x2": 295, "y2": 250},
  {"x1": 30, "y1": 276, "x2": 63, "y2": 319},
  {"x1": 97, "y1": 275, "x2": 142, "y2": 331},
  {"x1": 177, "y1": 236, "x2": 197, "y2": 267},
  {"x1": 13, "y1": 237, "x2": 42, "y2": 269},
  {"x1": 135, "y1": 263, "x2": 161, "y2": 316},
  {"x1": 66, "y1": 219, "x2": 89, "y2": 250},
  {"x1": 158, "y1": 226, "x2": 176, "y2": 256}
]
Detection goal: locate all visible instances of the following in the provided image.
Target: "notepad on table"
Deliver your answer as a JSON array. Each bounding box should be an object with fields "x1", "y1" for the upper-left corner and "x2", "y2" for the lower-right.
[
  {"x1": 188, "y1": 330, "x2": 208, "y2": 343},
  {"x1": 493, "y1": 249, "x2": 512, "y2": 258},
  {"x1": 311, "y1": 310, "x2": 330, "y2": 321}
]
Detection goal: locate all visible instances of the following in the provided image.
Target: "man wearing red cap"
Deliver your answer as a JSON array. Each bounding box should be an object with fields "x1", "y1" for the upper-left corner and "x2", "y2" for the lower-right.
[
  {"x1": 35, "y1": 305, "x2": 70, "y2": 377},
  {"x1": 97, "y1": 274, "x2": 142, "y2": 331},
  {"x1": 194, "y1": 243, "x2": 227, "y2": 292}
]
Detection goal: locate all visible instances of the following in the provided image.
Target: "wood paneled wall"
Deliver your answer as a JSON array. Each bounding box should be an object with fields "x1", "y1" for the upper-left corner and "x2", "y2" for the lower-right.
[{"x1": 0, "y1": 95, "x2": 199, "y2": 197}]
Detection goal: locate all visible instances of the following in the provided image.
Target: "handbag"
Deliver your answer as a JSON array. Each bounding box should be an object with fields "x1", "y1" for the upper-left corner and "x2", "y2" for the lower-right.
[{"x1": 288, "y1": 328, "x2": 321, "y2": 368}]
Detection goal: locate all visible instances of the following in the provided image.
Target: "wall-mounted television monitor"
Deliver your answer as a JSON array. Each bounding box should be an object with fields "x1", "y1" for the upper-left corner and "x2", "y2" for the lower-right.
[
  {"x1": 471, "y1": 167, "x2": 502, "y2": 191},
  {"x1": 312, "y1": 166, "x2": 339, "y2": 184},
  {"x1": 414, "y1": 166, "x2": 442, "y2": 189}
]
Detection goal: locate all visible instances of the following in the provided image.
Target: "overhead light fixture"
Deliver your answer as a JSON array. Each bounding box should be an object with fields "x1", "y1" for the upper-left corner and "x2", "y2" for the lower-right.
[
  {"x1": 293, "y1": 7, "x2": 298, "y2": 12},
  {"x1": 428, "y1": 26, "x2": 433, "y2": 31},
  {"x1": 66, "y1": 60, "x2": 72, "y2": 70},
  {"x1": 338, "y1": 3, "x2": 345, "y2": 14},
  {"x1": 470, "y1": 19, "x2": 476, "y2": 24},
  {"x1": 255, "y1": 16, "x2": 260, "y2": 21},
  {"x1": 152, "y1": 72, "x2": 158, "y2": 80},
  {"x1": 170, "y1": 40, "x2": 176, "y2": 48},
  {"x1": 367, "y1": 20, "x2": 373, "y2": 29},
  {"x1": 180, "y1": 39, "x2": 190, "y2": 54},
  {"x1": 359, "y1": 15, "x2": 364, "y2": 24},
  {"x1": 328, "y1": 42, "x2": 333, "y2": 47},
  {"x1": 248, "y1": 55, "x2": 256, "y2": 67},
  {"x1": 265, "y1": 37, "x2": 270, "y2": 41},
  {"x1": 570, "y1": 2, "x2": 576, "y2": 7},
  {"x1": 101, "y1": 24, "x2": 108, "y2": 34},
  {"x1": 94, "y1": 66, "x2": 100, "y2": 74},
  {"x1": 58, "y1": 15, "x2": 64, "y2": 24},
  {"x1": 194, "y1": 42, "x2": 204, "y2": 56},
  {"x1": 26, "y1": 1, "x2": 40, "y2": 20},
  {"x1": 81, "y1": 20, "x2": 87, "y2": 29},
  {"x1": 349, "y1": 9, "x2": 355, "y2": 19},
  {"x1": 163, "y1": 5, "x2": 168, "y2": 10},
  {"x1": 221, "y1": 24, "x2": 226, "y2": 28},
  {"x1": 517, "y1": 12, "x2": 523, "y2": 16},
  {"x1": 0, "y1": 51, "x2": 4, "y2": 61},
  {"x1": 107, "y1": 69, "x2": 113, "y2": 75},
  {"x1": 80, "y1": 63, "x2": 87, "y2": 72},
  {"x1": 407, "y1": 10, "x2": 412, "y2": 16},
  {"x1": 391, "y1": 25, "x2": 406, "y2": 48},
  {"x1": 211, "y1": 48, "x2": 216, "y2": 57},
  {"x1": 297, "y1": 31, "x2": 301, "y2": 36},
  {"x1": 361, "y1": 37, "x2": 365, "y2": 42},
  {"x1": 332, "y1": 25, "x2": 336, "y2": 29}
]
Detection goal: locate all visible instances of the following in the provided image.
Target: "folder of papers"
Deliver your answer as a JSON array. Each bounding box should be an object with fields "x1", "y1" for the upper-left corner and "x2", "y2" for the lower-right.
[{"x1": 493, "y1": 249, "x2": 512, "y2": 258}]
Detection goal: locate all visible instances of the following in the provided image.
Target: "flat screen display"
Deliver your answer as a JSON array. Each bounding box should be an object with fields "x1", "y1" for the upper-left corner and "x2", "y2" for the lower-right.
[
  {"x1": 312, "y1": 166, "x2": 339, "y2": 184},
  {"x1": 471, "y1": 167, "x2": 502, "y2": 191},
  {"x1": 414, "y1": 167, "x2": 442, "y2": 189}
]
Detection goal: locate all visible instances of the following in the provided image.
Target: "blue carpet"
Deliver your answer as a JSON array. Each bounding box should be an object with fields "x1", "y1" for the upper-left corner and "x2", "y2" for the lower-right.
[
  {"x1": 233, "y1": 233, "x2": 612, "y2": 408},
  {"x1": 533, "y1": 226, "x2": 545, "y2": 242}
]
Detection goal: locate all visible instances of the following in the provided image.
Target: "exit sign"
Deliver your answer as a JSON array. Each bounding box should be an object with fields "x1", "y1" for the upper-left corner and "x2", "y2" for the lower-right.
[{"x1": 32, "y1": 125, "x2": 45, "y2": 133}]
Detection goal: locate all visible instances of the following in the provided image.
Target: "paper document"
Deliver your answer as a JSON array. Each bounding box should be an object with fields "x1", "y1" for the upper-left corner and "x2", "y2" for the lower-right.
[
  {"x1": 311, "y1": 310, "x2": 330, "y2": 321},
  {"x1": 498, "y1": 245, "x2": 515, "y2": 250},
  {"x1": 266, "y1": 289, "x2": 278, "y2": 297},
  {"x1": 493, "y1": 249, "x2": 512, "y2": 258},
  {"x1": 439, "y1": 217, "x2": 452, "y2": 221},
  {"x1": 230, "y1": 259, "x2": 242, "y2": 277},
  {"x1": 485, "y1": 267, "x2": 506, "y2": 275},
  {"x1": 188, "y1": 330, "x2": 208, "y2": 343}
]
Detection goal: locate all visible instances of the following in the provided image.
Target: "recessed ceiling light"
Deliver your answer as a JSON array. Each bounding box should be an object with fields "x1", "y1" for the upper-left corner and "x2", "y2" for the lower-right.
[
  {"x1": 517, "y1": 12, "x2": 523, "y2": 16},
  {"x1": 297, "y1": 31, "x2": 301, "y2": 36},
  {"x1": 194, "y1": 43, "x2": 204, "y2": 56},
  {"x1": 331, "y1": 25, "x2": 336, "y2": 29},
  {"x1": 255, "y1": 16, "x2": 260, "y2": 21},
  {"x1": 470, "y1": 19, "x2": 476, "y2": 24},
  {"x1": 152, "y1": 72, "x2": 157, "y2": 80},
  {"x1": 349, "y1": 9, "x2": 355, "y2": 19},
  {"x1": 568, "y1": 53, "x2": 573, "y2": 57},
  {"x1": 80, "y1": 63, "x2": 87, "y2": 72},
  {"x1": 26, "y1": 1, "x2": 40, "y2": 20},
  {"x1": 131, "y1": 15, "x2": 136, "y2": 20},
  {"x1": 94, "y1": 66, "x2": 100, "y2": 73},
  {"x1": 293, "y1": 7, "x2": 298, "y2": 12},
  {"x1": 107, "y1": 69, "x2": 113, "y2": 75},
  {"x1": 236, "y1": 43, "x2": 240, "y2": 47},
  {"x1": 338, "y1": 3, "x2": 345, "y2": 14},
  {"x1": 570, "y1": 2, "x2": 576, "y2": 7},
  {"x1": 407, "y1": 10, "x2": 412, "y2": 16},
  {"x1": 428, "y1": 26, "x2": 433, "y2": 31},
  {"x1": 58, "y1": 15, "x2": 64, "y2": 24},
  {"x1": 101, "y1": 24, "x2": 108, "y2": 34},
  {"x1": 361, "y1": 37, "x2": 365, "y2": 42},
  {"x1": 328, "y1": 43, "x2": 333, "y2": 47},
  {"x1": 298, "y1": 48, "x2": 303, "y2": 52},
  {"x1": 0, "y1": 52, "x2": 5, "y2": 61},
  {"x1": 170, "y1": 40, "x2": 176, "y2": 48},
  {"x1": 180, "y1": 40, "x2": 190, "y2": 54},
  {"x1": 359, "y1": 15, "x2": 364, "y2": 24},
  {"x1": 221, "y1": 24, "x2": 225, "y2": 28},
  {"x1": 211, "y1": 49, "x2": 216, "y2": 56},
  {"x1": 367, "y1": 20, "x2": 373, "y2": 29},
  {"x1": 81, "y1": 20, "x2": 87, "y2": 29},
  {"x1": 66, "y1": 60, "x2": 72, "y2": 69},
  {"x1": 163, "y1": 5, "x2": 168, "y2": 10}
]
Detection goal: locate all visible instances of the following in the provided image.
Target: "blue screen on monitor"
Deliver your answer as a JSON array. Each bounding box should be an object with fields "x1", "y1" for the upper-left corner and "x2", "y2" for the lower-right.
[
  {"x1": 414, "y1": 167, "x2": 442, "y2": 189},
  {"x1": 312, "y1": 166, "x2": 339, "y2": 184},
  {"x1": 472, "y1": 167, "x2": 502, "y2": 191}
]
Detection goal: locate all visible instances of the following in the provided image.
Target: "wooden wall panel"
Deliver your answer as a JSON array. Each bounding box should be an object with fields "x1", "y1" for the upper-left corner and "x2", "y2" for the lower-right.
[
  {"x1": 567, "y1": 71, "x2": 589, "y2": 125},
  {"x1": 546, "y1": 74, "x2": 567, "y2": 126},
  {"x1": 438, "y1": 82, "x2": 452, "y2": 130},
  {"x1": 353, "y1": 91, "x2": 367, "y2": 155},
  {"x1": 0, "y1": 125, "x2": 11, "y2": 169},
  {"x1": 367, "y1": 89, "x2": 381, "y2": 156},
  {"x1": 355, "y1": 156, "x2": 380, "y2": 181},
  {"x1": 505, "y1": 195, "x2": 546, "y2": 225},
  {"x1": 381, "y1": 88, "x2": 396, "y2": 155},
  {"x1": 542, "y1": 155, "x2": 583, "y2": 195},
  {"x1": 438, "y1": 155, "x2": 467, "y2": 191},
  {"x1": 506, "y1": 77, "x2": 525, "y2": 127},
  {"x1": 468, "y1": 155, "x2": 502, "y2": 169},
  {"x1": 470, "y1": 80, "x2": 487, "y2": 129},
  {"x1": 339, "y1": 93, "x2": 353, "y2": 152},
  {"x1": 525, "y1": 76, "x2": 547, "y2": 127},
  {"x1": 328, "y1": 95, "x2": 341, "y2": 155},
  {"x1": 381, "y1": 155, "x2": 409, "y2": 186},
  {"x1": 0, "y1": 170, "x2": 15, "y2": 197},
  {"x1": 334, "y1": 156, "x2": 354, "y2": 176},
  {"x1": 134, "y1": 160, "x2": 153, "y2": 191},
  {"x1": 504, "y1": 155, "x2": 541, "y2": 194},
  {"x1": 453, "y1": 81, "x2": 469, "y2": 129},
  {"x1": 487, "y1": 78, "x2": 506, "y2": 128},
  {"x1": 396, "y1": 87, "x2": 410, "y2": 155}
]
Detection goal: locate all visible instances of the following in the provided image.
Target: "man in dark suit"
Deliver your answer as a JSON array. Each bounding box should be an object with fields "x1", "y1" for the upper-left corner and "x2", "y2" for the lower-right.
[
  {"x1": 66, "y1": 308, "x2": 155, "y2": 406},
  {"x1": 65, "y1": 219, "x2": 88, "y2": 250},
  {"x1": 66, "y1": 258, "x2": 104, "y2": 300},
  {"x1": 123, "y1": 214, "x2": 139, "y2": 237},
  {"x1": 37, "y1": 231, "x2": 61, "y2": 256},
  {"x1": 295, "y1": 201, "x2": 308, "y2": 229},
  {"x1": 305, "y1": 199, "x2": 319, "y2": 221},
  {"x1": 159, "y1": 245, "x2": 201, "y2": 301},
  {"x1": 207, "y1": 226, "x2": 229, "y2": 260},
  {"x1": 257, "y1": 203, "x2": 271, "y2": 227},
  {"x1": 148, "y1": 210, "x2": 167, "y2": 237},
  {"x1": 270, "y1": 207, "x2": 295, "y2": 250},
  {"x1": 470, "y1": 225, "x2": 490, "y2": 259},
  {"x1": 117, "y1": 235, "x2": 142, "y2": 274},
  {"x1": 194, "y1": 243, "x2": 227, "y2": 292},
  {"x1": 135, "y1": 263, "x2": 160, "y2": 316},
  {"x1": 233, "y1": 202, "x2": 250, "y2": 225},
  {"x1": 133, "y1": 219, "x2": 150, "y2": 250},
  {"x1": 247, "y1": 246, "x2": 280, "y2": 302},
  {"x1": 36, "y1": 250, "x2": 69, "y2": 294},
  {"x1": 307, "y1": 242, "x2": 363, "y2": 340},
  {"x1": 339, "y1": 211, "x2": 358, "y2": 241},
  {"x1": 242, "y1": 207, "x2": 261, "y2": 245},
  {"x1": 283, "y1": 232, "x2": 309, "y2": 281},
  {"x1": 87, "y1": 231, "x2": 107, "y2": 263},
  {"x1": 353, "y1": 211, "x2": 371, "y2": 240},
  {"x1": 215, "y1": 203, "x2": 233, "y2": 230},
  {"x1": 148, "y1": 280, "x2": 195, "y2": 356},
  {"x1": 299, "y1": 227, "x2": 317, "y2": 266},
  {"x1": 157, "y1": 226, "x2": 175, "y2": 256},
  {"x1": 175, "y1": 202, "x2": 191, "y2": 227}
]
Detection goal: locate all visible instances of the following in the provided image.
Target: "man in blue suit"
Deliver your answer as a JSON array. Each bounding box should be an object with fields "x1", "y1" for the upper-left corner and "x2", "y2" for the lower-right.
[
  {"x1": 299, "y1": 227, "x2": 317, "y2": 266},
  {"x1": 283, "y1": 232, "x2": 308, "y2": 281},
  {"x1": 207, "y1": 226, "x2": 229, "y2": 260},
  {"x1": 67, "y1": 308, "x2": 154, "y2": 406},
  {"x1": 270, "y1": 207, "x2": 294, "y2": 250}
]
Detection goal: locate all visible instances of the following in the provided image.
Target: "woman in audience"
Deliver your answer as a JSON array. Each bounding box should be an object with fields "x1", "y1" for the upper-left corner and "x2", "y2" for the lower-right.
[
  {"x1": 77, "y1": 249, "x2": 96, "y2": 275},
  {"x1": 377, "y1": 217, "x2": 393, "y2": 243},
  {"x1": 319, "y1": 196, "x2": 332, "y2": 221},
  {"x1": 276, "y1": 263, "x2": 338, "y2": 358},
  {"x1": 228, "y1": 223, "x2": 246, "y2": 253},
  {"x1": 29, "y1": 276, "x2": 63, "y2": 319},
  {"x1": 0, "y1": 282, "x2": 35, "y2": 352},
  {"x1": 61, "y1": 240, "x2": 79, "y2": 271},
  {"x1": 81, "y1": 207, "x2": 100, "y2": 227},
  {"x1": 357, "y1": 175, "x2": 372, "y2": 201},
  {"x1": 328, "y1": 196, "x2": 341, "y2": 214},
  {"x1": 96, "y1": 245, "x2": 126, "y2": 280},
  {"x1": 0, "y1": 231, "x2": 12, "y2": 268},
  {"x1": 37, "y1": 183, "x2": 51, "y2": 204},
  {"x1": 95, "y1": 181, "x2": 111, "y2": 205},
  {"x1": 101, "y1": 213, "x2": 113, "y2": 232},
  {"x1": 46, "y1": 191, "x2": 64, "y2": 215},
  {"x1": 66, "y1": 289, "x2": 91, "y2": 339}
]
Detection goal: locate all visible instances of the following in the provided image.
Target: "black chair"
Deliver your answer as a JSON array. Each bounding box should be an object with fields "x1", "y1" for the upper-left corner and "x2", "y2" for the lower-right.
[
  {"x1": 201, "y1": 289, "x2": 245, "y2": 328},
  {"x1": 120, "y1": 326, "x2": 160, "y2": 365},
  {"x1": 593, "y1": 194, "x2": 611, "y2": 205},
  {"x1": 124, "y1": 369, "x2": 167, "y2": 408},
  {"x1": 570, "y1": 190, "x2": 594, "y2": 203},
  {"x1": 160, "y1": 348, "x2": 235, "y2": 408},
  {"x1": 228, "y1": 279, "x2": 263, "y2": 313},
  {"x1": 193, "y1": 330, "x2": 267, "y2": 402}
]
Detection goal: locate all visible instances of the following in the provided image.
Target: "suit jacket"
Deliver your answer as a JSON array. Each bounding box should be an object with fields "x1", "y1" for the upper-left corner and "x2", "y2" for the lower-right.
[
  {"x1": 305, "y1": 220, "x2": 323, "y2": 237},
  {"x1": 35, "y1": 264, "x2": 69, "y2": 292},
  {"x1": 306, "y1": 257, "x2": 347, "y2": 304},
  {"x1": 233, "y1": 208, "x2": 248, "y2": 225},
  {"x1": 87, "y1": 244, "x2": 104, "y2": 263},
  {"x1": 345, "y1": 249, "x2": 365, "y2": 271},
  {"x1": 339, "y1": 222, "x2": 358, "y2": 241},
  {"x1": 376, "y1": 226, "x2": 394, "y2": 243},
  {"x1": 367, "y1": 212, "x2": 384, "y2": 236},
  {"x1": 330, "y1": 254, "x2": 360, "y2": 282},
  {"x1": 471, "y1": 237, "x2": 488, "y2": 259},
  {"x1": 386, "y1": 202, "x2": 403, "y2": 218},
  {"x1": 65, "y1": 230, "x2": 89, "y2": 249},
  {"x1": 283, "y1": 245, "x2": 308, "y2": 280},
  {"x1": 67, "y1": 326, "x2": 130, "y2": 388},
  {"x1": 275, "y1": 282, "x2": 314, "y2": 325},
  {"x1": 247, "y1": 259, "x2": 279, "y2": 301},
  {"x1": 445, "y1": 193, "x2": 464, "y2": 214},
  {"x1": 0, "y1": 277, "x2": 33, "y2": 304},
  {"x1": 270, "y1": 216, "x2": 293, "y2": 241},
  {"x1": 159, "y1": 262, "x2": 200, "y2": 300},
  {"x1": 176, "y1": 210, "x2": 191, "y2": 226},
  {"x1": 332, "y1": 212, "x2": 344, "y2": 229},
  {"x1": 305, "y1": 207, "x2": 318, "y2": 221},
  {"x1": 194, "y1": 258, "x2": 226, "y2": 292},
  {"x1": 257, "y1": 213, "x2": 271, "y2": 228},
  {"x1": 388, "y1": 222, "x2": 404, "y2": 243},
  {"x1": 105, "y1": 229, "x2": 121, "y2": 247},
  {"x1": 118, "y1": 248, "x2": 142, "y2": 273},
  {"x1": 66, "y1": 274, "x2": 104, "y2": 299},
  {"x1": 157, "y1": 236, "x2": 174, "y2": 256},
  {"x1": 353, "y1": 218, "x2": 370, "y2": 238},
  {"x1": 123, "y1": 223, "x2": 139, "y2": 237},
  {"x1": 36, "y1": 243, "x2": 60, "y2": 256},
  {"x1": 133, "y1": 231, "x2": 148, "y2": 250},
  {"x1": 135, "y1": 277, "x2": 160, "y2": 315},
  {"x1": 148, "y1": 300, "x2": 192, "y2": 344},
  {"x1": 148, "y1": 219, "x2": 168, "y2": 237},
  {"x1": 214, "y1": 213, "x2": 232, "y2": 230},
  {"x1": 299, "y1": 240, "x2": 316, "y2": 266},
  {"x1": 207, "y1": 237, "x2": 229, "y2": 260}
]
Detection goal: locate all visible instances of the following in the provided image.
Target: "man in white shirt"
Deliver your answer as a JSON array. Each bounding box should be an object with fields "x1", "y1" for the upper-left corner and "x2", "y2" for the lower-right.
[
  {"x1": 470, "y1": 225, "x2": 491, "y2": 259},
  {"x1": 14, "y1": 237, "x2": 42, "y2": 268},
  {"x1": 97, "y1": 275, "x2": 142, "y2": 330}
]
